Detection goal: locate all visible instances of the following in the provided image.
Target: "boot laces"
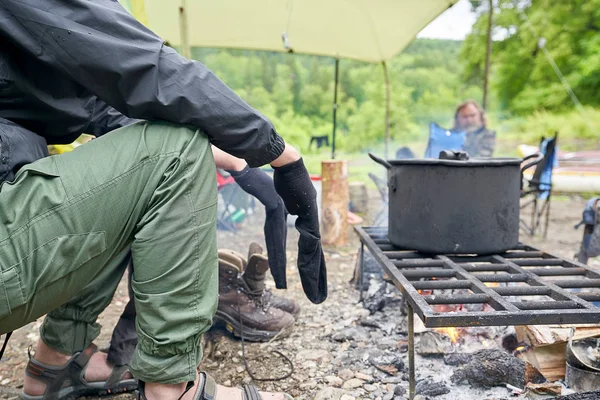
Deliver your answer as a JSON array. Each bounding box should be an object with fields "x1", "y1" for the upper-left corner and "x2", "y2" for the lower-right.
[
  {"x1": 246, "y1": 288, "x2": 270, "y2": 310},
  {"x1": 239, "y1": 278, "x2": 271, "y2": 310}
]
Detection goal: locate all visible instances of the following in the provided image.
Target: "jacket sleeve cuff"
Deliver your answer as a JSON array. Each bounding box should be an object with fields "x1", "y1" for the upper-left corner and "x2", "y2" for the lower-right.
[{"x1": 245, "y1": 133, "x2": 285, "y2": 168}]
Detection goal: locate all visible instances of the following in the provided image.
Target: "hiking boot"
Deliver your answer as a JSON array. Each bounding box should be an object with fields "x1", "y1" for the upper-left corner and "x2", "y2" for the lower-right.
[
  {"x1": 219, "y1": 243, "x2": 301, "y2": 316},
  {"x1": 217, "y1": 249, "x2": 246, "y2": 270},
  {"x1": 242, "y1": 245, "x2": 301, "y2": 317},
  {"x1": 215, "y1": 259, "x2": 295, "y2": 342},
  {"x1": 264, "y1": 291, "x2": 301, "y2": 317}
]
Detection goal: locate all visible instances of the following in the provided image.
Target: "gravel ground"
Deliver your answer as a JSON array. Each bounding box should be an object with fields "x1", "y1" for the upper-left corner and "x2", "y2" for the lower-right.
[{"x1": 1, "y1": 193, "x2": 596, "y2": 400}]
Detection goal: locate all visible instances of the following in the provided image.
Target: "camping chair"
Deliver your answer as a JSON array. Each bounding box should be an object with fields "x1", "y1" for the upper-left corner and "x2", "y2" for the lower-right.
[
  {"x1": 520, "y1": 133, "x2": 558, "y2": 238},
  {"x1": 216, "y1": 170, "x2": 238, "y2": 232},
  {"x1": 425, "y1": 122, "x2": 466, "y2": 158},
  {"x1": 368, "y1": 172, "x2": 388, "y2": 226},
  {"x1": 216, "y1": 169, "x2": 254, "y2": 232}
]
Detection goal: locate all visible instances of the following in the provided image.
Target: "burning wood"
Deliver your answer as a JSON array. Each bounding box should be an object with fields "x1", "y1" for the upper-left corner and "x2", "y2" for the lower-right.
[
  {"x1": 434, "y1": 327, "x2": 461, "y2": 343},
  {"x1": 450, "y1": 349, "x2": 545, "y2": 388}
]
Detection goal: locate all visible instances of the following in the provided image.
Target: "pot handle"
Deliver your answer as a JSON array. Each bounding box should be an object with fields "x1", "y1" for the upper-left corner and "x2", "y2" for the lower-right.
[{"x1": 368, "y1": 153, "x2": 392, "y2": 169}]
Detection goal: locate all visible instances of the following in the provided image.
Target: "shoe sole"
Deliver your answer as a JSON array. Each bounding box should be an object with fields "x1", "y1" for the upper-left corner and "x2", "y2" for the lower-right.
[
  {"x1": 20, "y1": 380, "x2": 138, "y2": 400},
  {"x1": 214, "y1": 311, "x2": 294, "y2": 342}
]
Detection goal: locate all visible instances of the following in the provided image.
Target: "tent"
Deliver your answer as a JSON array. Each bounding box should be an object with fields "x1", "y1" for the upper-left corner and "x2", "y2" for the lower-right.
[{"x1": 122, "y1": 0, "x2": 459, "y2": 157}]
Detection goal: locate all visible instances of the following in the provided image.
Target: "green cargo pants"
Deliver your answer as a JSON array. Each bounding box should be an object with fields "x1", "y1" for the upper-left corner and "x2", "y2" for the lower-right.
[{"x1": 0, "y1": 121, "x2": 218, "y2": 384}]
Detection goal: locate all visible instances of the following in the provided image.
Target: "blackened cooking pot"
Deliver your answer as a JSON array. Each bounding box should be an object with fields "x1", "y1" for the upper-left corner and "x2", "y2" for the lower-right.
[{"x1": 369, "y1": 151, "x2": 540, "y2": 254}]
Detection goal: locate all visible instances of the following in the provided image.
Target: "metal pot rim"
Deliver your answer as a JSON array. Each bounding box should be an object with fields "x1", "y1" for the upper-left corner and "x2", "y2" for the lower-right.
[{"x1": 385, "y1": 157, "x2": 522, "y2": 167}]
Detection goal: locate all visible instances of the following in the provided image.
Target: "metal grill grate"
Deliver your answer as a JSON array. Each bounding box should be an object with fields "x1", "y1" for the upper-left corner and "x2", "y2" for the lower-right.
[{"x1": 356, "y1": 226, "x2": 600, "y2": 327}]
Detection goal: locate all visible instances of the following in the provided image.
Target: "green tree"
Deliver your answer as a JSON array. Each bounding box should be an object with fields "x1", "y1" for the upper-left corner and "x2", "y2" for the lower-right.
[{"x1": 462, "y1": 0, "x2": 600, "y2": 114}]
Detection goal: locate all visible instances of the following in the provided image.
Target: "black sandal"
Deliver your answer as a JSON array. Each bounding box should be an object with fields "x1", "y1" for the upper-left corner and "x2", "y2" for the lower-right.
[
  {"x1": 21, "y1": 344, "x2": 137, "y2": 400},
  {"x1": 137, "y1": 372, "x2": 214, "y2": 400},
  {"x1": 137, "y1": 371, "x2": 293, "y2": 400},
  {"x1": 241, "y1": 384, "x2": 264, "y2": 400}
]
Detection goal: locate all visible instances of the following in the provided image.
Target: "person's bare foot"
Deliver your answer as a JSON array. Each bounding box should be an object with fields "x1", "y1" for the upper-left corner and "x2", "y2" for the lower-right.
[
  {"x1": 144, "y1": 373, "x2": 290, "y2": 400},
  {"x1": 22, "y1": 340, "x2": 132, "y2": 396}
]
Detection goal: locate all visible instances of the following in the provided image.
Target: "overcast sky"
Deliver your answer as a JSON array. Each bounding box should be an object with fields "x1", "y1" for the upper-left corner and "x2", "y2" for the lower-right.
[{"x1": 417, "y1": 0, "x2": 477, "y2": 41}]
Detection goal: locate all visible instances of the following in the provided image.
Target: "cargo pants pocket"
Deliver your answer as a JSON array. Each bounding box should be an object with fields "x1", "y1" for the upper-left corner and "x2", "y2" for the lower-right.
[
  {"x1": 0, "y1": 232, "x2": 107, "y2": 320},
  {"x1": 0, "y1": 267, "x2": 24, "y2": 318}
]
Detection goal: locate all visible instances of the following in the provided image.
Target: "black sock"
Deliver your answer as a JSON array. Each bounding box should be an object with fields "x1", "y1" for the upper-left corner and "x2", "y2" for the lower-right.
[
  {"x1": 264, "y1": 198, "x2": 288, "y2": 288},
  {"x1": 227, "y1": 166, "x2": 279, "y2": 211},
  {"x1": 228, "y1": 167, "x2": 288, "y2": 287}
]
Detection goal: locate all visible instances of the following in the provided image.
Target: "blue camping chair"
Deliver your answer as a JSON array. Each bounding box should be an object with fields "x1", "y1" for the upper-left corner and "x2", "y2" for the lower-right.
[
  {"x1": 520, "y1": 133, "x2": 559, "y2": 238},
  {"x1": 425, "y1": 122, "x2": 466, "y2": 158}
]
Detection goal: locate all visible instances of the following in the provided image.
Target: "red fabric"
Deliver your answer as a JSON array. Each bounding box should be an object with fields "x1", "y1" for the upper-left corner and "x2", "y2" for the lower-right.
[{"x1": 216, "y1": 170, "x2": 235, "y2": 188}]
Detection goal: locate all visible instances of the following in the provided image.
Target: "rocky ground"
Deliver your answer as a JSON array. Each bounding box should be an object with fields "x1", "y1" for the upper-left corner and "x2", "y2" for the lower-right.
[{"x1": 0, "y1": 192, "x2": 597, "y2": 400}]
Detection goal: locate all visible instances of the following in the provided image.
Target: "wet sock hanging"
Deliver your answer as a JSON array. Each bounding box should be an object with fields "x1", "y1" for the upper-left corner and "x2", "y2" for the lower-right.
[
  {"x1": 228, "y1": 166, "x2": 288, "y2": 288},
  {"x1": 273, "y1": 158, "x2": 327, "y2": 304},
  {"x1": 227, "y1": 166, "x2": 279, "y2": 211}
]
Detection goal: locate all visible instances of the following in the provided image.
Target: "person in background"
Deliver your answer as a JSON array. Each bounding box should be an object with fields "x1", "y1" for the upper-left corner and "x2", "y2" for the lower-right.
[{"x1": 453, "y1": 100, "x2": 496, "y2": 158}]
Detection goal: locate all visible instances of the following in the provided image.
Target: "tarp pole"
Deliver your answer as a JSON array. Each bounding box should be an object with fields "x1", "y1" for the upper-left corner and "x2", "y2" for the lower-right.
[
  {"x1": 331, "y1": 58, "x2": 340, "y2": 160},
  {"x1": 382, "y1": 61, "x2": 391, "y2": 159},
  {"x1": 179, "y1": 0, "x2": 191, "y2": 59},
  {"x1": 483, "y1": 0, "x2": 493, "y2": 110}
]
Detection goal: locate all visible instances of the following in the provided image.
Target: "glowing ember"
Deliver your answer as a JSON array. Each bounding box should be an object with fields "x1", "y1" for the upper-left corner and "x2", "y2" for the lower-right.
[{"x1": 434, "y1": 327, "x2": 461, "y2": 343}]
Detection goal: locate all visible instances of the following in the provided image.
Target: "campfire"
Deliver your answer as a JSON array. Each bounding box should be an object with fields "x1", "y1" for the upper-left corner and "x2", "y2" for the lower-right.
[
  {"x1": 435, "y1": 327, "x2": 461, "y2": 344},
  {"x1": 355, "y1": 225, "x2": 600, "y2": 399}
]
